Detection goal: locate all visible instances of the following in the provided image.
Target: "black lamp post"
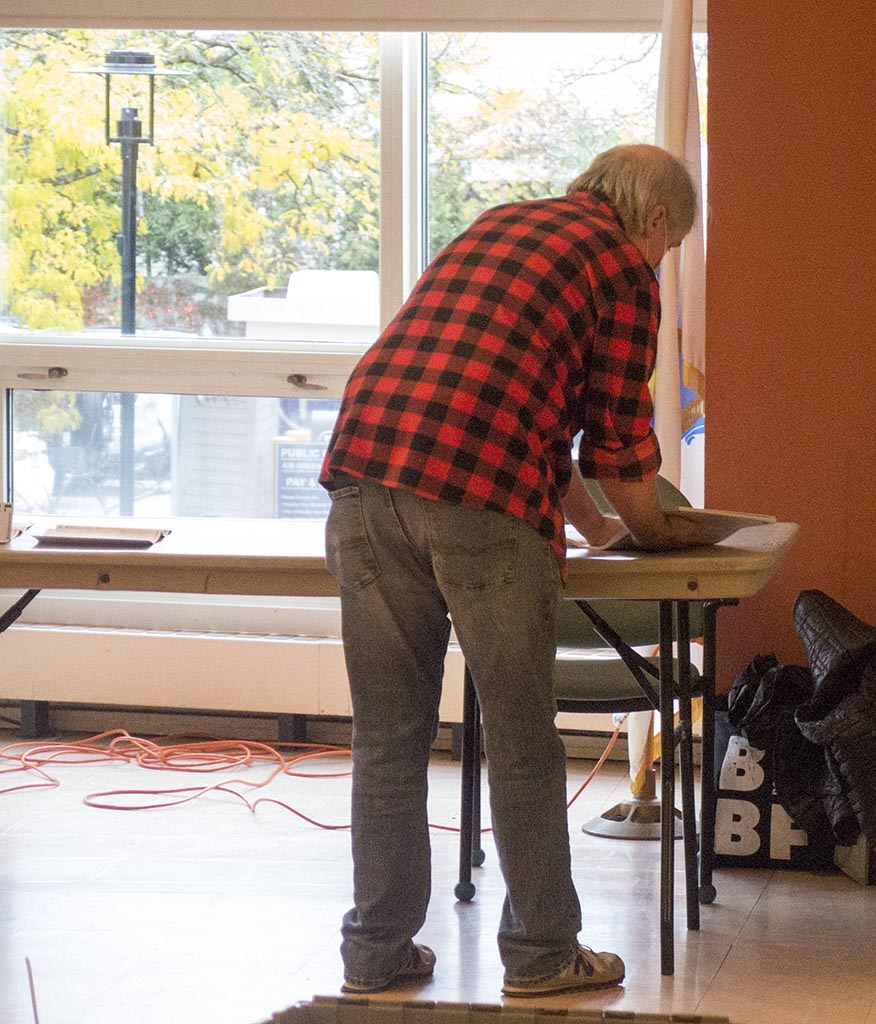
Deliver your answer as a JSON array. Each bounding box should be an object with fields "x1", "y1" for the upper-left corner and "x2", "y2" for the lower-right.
[{"x1": 73, "y1": 51, "x2": 188, "y2": 514}]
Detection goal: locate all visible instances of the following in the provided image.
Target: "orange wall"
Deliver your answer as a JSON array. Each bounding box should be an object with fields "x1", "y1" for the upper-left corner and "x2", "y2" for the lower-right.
[{"x1": 706, "y1": 2, "x2": 876, "y2": 689}]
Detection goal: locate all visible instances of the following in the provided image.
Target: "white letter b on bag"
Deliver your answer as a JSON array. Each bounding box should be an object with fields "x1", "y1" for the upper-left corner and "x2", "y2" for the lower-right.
[
  {"x1": 715, "y1": 798, "x2": 761, "y2": 856},
  {"x1": 719, "y1": 734, "x2": 765, "y2": 792}
]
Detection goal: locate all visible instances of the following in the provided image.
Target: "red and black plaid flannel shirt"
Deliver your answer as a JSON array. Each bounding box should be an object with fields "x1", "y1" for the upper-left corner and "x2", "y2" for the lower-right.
[{"x1": 320, "y1": 190, "x2": 662, "y2": 570}]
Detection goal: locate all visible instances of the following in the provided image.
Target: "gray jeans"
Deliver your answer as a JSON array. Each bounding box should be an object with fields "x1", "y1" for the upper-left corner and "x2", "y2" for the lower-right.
[{"x1": 325, "y1": 478, "x2": 581, "y2": 985}]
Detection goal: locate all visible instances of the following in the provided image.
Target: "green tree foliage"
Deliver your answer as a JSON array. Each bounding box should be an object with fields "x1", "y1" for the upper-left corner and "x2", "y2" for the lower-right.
[{"x1": 139, "y1": 194, "x2": 215, "y2": 276}]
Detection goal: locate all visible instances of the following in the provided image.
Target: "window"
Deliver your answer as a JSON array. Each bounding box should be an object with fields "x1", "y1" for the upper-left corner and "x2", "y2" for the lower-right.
[
  {"x1": 2, "y1": 28, "x2": 706, "y2": 528},
  {"x1": 2, "y1": 30, "x2": 380, "y2": 337},
  {"x1": 2, "y1": 29, "x2": 379, "y2": 519},
  {"x1": 426, "y1": 32, "x2": 666, "y2": 258},
  {"x1": 10, "y1": 389, "x2": 342, "y2": 519}
]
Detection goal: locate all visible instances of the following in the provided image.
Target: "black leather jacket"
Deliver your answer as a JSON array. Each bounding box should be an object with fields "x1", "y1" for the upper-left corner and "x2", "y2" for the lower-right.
[{"x1": 793, "y1": 590, "x2": 876, "y2": 843}]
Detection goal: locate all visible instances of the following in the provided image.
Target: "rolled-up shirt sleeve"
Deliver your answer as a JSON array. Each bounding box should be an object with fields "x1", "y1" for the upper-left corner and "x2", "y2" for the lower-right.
[{"x1": 577, "y1": 278, "x2": 662, "y2": 480}]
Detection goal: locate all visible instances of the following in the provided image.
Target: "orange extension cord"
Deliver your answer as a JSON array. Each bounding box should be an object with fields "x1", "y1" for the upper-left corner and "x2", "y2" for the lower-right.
[{"x1": 0, "y1": 725, "x2": 620, "y2": 831}]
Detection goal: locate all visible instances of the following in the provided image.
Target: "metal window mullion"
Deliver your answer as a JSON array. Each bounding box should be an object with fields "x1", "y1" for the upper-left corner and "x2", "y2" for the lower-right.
[
  {"x1": 379, "y1": 32, "x2": 425, "y2": 330},
  {"x1": 1, "y1": 389, "x2": 11, "y2": 501}
]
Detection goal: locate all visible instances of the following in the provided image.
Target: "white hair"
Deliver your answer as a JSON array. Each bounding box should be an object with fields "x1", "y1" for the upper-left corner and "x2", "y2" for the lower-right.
[{"x1": 567, "y1": 144, "x2": 697, "y2": 237}]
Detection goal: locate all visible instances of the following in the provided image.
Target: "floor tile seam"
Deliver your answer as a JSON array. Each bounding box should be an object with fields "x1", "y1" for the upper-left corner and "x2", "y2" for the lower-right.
[
  {"x1": 692, "y1": 930, "x2": 743, "y2": 1022},
  {"x1": 725, "y1": 865, "x2": 773, "y2": 944}
]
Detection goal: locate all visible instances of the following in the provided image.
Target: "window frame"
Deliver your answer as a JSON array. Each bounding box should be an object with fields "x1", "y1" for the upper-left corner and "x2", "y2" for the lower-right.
[
  {"x1": 0, "y1": 33, "x2": 420, "y2": 501},
  {"x1": 0, "y1": 24, "x2": 704, "y2": 634},
  {"x1": 0, "y1": 32, "x2": 425, "y2": 629}
]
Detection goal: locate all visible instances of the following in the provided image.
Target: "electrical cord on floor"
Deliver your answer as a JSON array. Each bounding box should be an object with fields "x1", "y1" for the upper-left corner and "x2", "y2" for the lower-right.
[
  {"x1": 565, "y1": 724, "x2": 621, "y2": 808},
  {"x1": 0, "y1": 730, "x2": 354, "y2": 826},
  {"x1": 0, "y1": 724, "x2": 621, "y2": 831}
]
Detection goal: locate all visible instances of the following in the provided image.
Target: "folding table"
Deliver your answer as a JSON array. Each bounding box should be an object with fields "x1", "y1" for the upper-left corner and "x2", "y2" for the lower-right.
[{"x1": 0, "y1": 517, "x2": 799, "y2": 975}]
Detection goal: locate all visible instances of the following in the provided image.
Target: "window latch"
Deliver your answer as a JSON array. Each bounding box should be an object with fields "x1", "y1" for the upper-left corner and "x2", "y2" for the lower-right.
[
  {"x1": 17, "y1": 366, "x2": 69, "y2": 381},
  {"x1": 287, "y1": 373, "x2": 327, "y2": 391}
]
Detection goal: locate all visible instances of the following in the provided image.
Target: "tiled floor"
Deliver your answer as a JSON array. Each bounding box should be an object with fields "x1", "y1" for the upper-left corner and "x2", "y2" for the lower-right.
[{"x1": 2, "y1": 730, "x2": 876, "y2": 1024}]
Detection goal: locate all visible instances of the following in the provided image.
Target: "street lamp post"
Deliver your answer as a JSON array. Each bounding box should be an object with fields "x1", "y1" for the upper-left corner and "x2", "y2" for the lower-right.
[
  {"x1": 117, "y1": 105, "x2": 141, "y2": 337},
  {"x1": 73, "y1": 51, "x2": 188, "y2": 514}
]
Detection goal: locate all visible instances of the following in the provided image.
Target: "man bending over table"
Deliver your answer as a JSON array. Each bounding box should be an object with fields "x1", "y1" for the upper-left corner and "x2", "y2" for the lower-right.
[{"x1": 320, "y1": 143, "x2": 708, "y2": 998}]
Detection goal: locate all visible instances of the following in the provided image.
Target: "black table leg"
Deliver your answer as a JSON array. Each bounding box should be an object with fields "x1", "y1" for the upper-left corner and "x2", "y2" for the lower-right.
[
  {"x1": 0, "y1": 588, "x2": 41, "y2": 633},
  {"x1": 278, "y1": 713, "x2": 308, "y2": 743},
  {"x1": 697, "y1": 600, "x2": 729, "y2": 905},
  {"x1": 675, "y1": 601, "x2": 700, "y2": 931},
  {"x1": 455, "y1": 666, "x2": 478, "y2": 900},
  {"x1": 470, "y1": 705, "x2": 484, "y2": 869},
  {"x1": 658, "y1": 600, "x2": 675, "y2": 976},
  {"x1": 20, "y1": 700, "x2": 50, "y2": 739}
]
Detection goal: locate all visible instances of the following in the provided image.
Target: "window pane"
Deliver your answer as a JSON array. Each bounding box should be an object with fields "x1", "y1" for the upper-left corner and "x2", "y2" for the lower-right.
[
  {"x1": 427, "y1": 32, "x2": 706, "y2": 259},
  {"x1": 11, "y1": 389, "x2": 338, "y2": 519},
  {"x1": 0, "y1": 29, "x2": 379, "y2": 339}
]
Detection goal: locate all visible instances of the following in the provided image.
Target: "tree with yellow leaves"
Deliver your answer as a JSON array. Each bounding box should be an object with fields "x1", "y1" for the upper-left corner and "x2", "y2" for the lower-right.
[{"x1": 1, "y1": 29, "x2": 380, "y2": 334}]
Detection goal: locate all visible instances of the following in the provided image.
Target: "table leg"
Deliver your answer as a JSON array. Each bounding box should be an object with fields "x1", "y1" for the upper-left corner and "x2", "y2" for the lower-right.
[
  {"x1": 450, "y1": 723, "x2": 463, "y2": 761},
  {"x1": 455, "y1": 666, "x2": 478, "y2": 900},
  {"x1": 470, "y1": 708, "x2": 485, "y2": 868},
  {"x1": 697, "y1": 600, "x2": 729, "y2": 905},
  {"x1": 658, "y1": 600, "x2": 675, "y2": 976},
  {"x1": 0, "y1": 588, "x2": 41, "y2": 633},
  {"x1": 278, "y1": 713, "x2": 308, "y2": 744},
  {"x1": 20, "y1": 700, "x2": 50, "y2": 739},
  {"x1": 675, "y1": 601, "x2": 700, "y2": 931}
]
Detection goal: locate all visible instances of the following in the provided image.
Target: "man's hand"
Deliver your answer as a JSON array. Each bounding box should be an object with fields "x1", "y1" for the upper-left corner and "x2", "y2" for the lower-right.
[
  {"x1": 658, "y1": 511, "x2": 711, "y2": 549},
  {"x1": 568, "y1": 514, "x2": 629, "y2": 550},
  {"x1": 562, "y1": 466, "x2": 629, "y2": 547},
  {"x1": 597, "y1": 477, "x2": 711, "y2": 551}
]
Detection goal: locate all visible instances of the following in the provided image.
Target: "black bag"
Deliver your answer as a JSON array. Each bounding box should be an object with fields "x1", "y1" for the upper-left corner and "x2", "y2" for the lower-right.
[
  {"x1": 713, "y1": 591, "x2": 876, "y2": 869},
  {"x1": 713, "y1": 707, "x2": 833, "y2": 869},
  {"x1": 793, "y1": 589, "x2": 876, "y2": 842},
  {"x1": 713, "y1": 654, "x2": 836, "y2": 871}
]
